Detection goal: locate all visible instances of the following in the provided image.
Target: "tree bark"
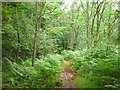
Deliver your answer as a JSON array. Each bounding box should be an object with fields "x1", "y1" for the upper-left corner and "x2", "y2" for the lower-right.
[
  {"x1": 87, "y1": 0, "x2": 90, "y2": 50},
  {"x1": 91, "y1": 1, "x2": 105, "y2": 48},
  {"x1": 71, "y1": 29, "x2": 74, "y2": 50},
  {"x1": 96, "y1": 8, "x2": 100, "y2": 48},
  {"x1": 108, "y1": 3, "x2": 112, "y2": 36},
  {"x1": 75, "y1": 29, "x2": 79, "y2": 48},
  {"x1": 106, "y1": 2, "x2": 112, "y2": 51},
  {"x1": 64, "y1": 13, "x2": 66, "y2": 50},
  {"x1": 64, "y1": 34, "x2": 66, "y2": 49},
  {"x1": 91, "y1": 1, "x2": 95, "y2": 48},
  {"x1": 32, "y1": 0, "x2": 38, "y2": 68},
  {"x1": 91, "y1": 17, "x2": 95, "y2": 48},
  {"x1": 71, "y1": 3, "x2": 74, "y2": 50},
  {"x1": 96, "y1": 2, "x2": 106, "y2": 48},
  {"x1": 38, "y1": 2, "x2": 45, "y2": 31},
  {"x1": 75, "y1": 5, "x2": 80, "y2": 49}
]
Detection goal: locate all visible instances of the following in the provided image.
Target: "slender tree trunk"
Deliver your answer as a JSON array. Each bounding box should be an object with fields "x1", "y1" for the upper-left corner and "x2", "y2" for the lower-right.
[
  {"x1": 90, "y1": 1, "x2": 95, "y2": 48},
  {"x1": 32, "y1": 0, "x2": 38, "y2": 68},
  {"x1": 64, "y1": 35, "x2": 66, "y2": 49},
  {"x1": 91, "y1": 1, "x2": 97, "y2": 48},
  {"x1": 16, "y1": 7, "x2": 20, "y2": 64},
  {"x1": 96, "y1": 2, "x2": 105, "y2": 48},
  {"x1": 38, "y1": 2, "x2": 45, "y2": 32},
  {"x1": 103, "y1": 21, "x2": 106, "y2": 35},
  {"x1": 38, "y1": 3, "x2": 45, "y2": 54},
  {"x1": 64, "y1": 14, "x2": 66, "y2": 50},
  {"x1": 90, "y1": 0, "x2": 95, "y2": 18},
  {"x1": 71, "y1": 4, "x2": 74, "y2": 50},
  {"x1": 75, "y1": 29, "x2": 79, "y2": 48},
  {"x1": 96, "y1": 10, "x2": 100, "y2": 48},
  {"x1": 71, "y1": 29, "x2": 74, "y2": 50},
  {"x1": 71, "y1": 29, "x2": 75, "y2": 50},
  {"x1": 91, "y1": 17, "x2": 95, "y2": 48},
  {"x1": 73, "y1": 30, "x2": 75, "y2": 46},
  {"x1": 75, "y1": 5, "x2": 80, "y2": 49},
  {"x1": 107, "y1": 2, "x2": 112, "y2": 51},
  {"x1": 87, "y1": 0, "x2": 90, "y2": 50},
  {"x1": 108, "y1": 3, "x2": 112, "y2": 36},
  {"x1": 91, "y1": 1, "x2": 104, "y2": 48}
]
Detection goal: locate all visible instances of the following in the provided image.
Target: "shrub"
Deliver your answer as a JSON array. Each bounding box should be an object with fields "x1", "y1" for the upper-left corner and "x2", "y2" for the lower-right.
[
  {"x1": 2, "y1": 54, "x2": 64, "y2": 88},
  {"x1": 61, "y1": 47, "x2": 119, "y2": 88}
]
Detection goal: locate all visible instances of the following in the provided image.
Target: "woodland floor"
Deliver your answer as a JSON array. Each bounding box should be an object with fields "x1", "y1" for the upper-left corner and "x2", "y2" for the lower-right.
[{"x1": 59, "y1": 60, "x2": 78, "y2": 88}]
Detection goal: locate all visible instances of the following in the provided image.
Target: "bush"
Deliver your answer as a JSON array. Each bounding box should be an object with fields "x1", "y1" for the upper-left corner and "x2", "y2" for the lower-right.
[
  {"x1": 76, "y1": 76, "x2": 100, "y2": 88},
  {"x1": 61, "y1": 47, "x2": 120, "y2": 88},
  {"x1": 61, "y1": 50, "x2": 86, "y2": 71},
  {"x1": 2, "y1": 54, "x2": 64, "y2": 88}
]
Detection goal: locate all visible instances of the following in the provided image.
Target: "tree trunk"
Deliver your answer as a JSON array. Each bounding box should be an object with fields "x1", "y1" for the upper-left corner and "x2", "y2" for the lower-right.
[
  {"x1": 75, "y1": 5, "x2": 80, "y2": 49},
  {"x1": 75, "y1": 29, "x2": 79, "y2": 48},
  {"x1": 103, "y1": 21, "x2": 106, "y2": 35},
  {"x1": 91, "y1": 17, "x2": 95, "y2": 48},
  {"x1": 71, "y1": 29, "x2": 74, "y2": 50},
  {"x1": 32, "y1": 0, "x2": 38, "y2": 68},
  {"x1": 108, "y1": 3, "x2": 112, "y2": 36},
  {"x1": 90, "y1": 1, "x2": 95, "y2": 48},
  {"x1": 64, "y1": 13, "x2": 66, "y2": 50},
  {"x1": 38, "y1": 2, "x2": 45, "y2": 32},
  {"x1": 96, "y1": 2, "x2": 105, "y2": 48},
  {"x1": 87, "y1": 0, "x2": 90, "y2": 50},
  {"x1": 64, "y1": 34, "x2": 66, "y2": 49},
  {"x1": 96, "y1": 9, "x2": 100, "y2": 48},
  {"x1": 106, "y1": 2, "x2": 112, "y2": 51},
  {"x1": 91, "y1": 1, "x2": 105, "y2": 48},
  {"x1": 71, "y1": 3, "x2": 74, "y2": 50},
  {"x1": 91, "y1": 2, "x2": 96, "y2": 48}
]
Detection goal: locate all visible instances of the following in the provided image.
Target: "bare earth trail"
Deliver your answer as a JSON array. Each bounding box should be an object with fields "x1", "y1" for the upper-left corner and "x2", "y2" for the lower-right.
[{"x1": 59, "y1": 60, "x2": 78, "y2": 88}]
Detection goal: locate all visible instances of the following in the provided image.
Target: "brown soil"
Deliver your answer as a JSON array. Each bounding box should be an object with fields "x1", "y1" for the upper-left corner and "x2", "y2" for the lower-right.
[{"x1": 59, "y1": 60, "x2": 78, "y2": 88}]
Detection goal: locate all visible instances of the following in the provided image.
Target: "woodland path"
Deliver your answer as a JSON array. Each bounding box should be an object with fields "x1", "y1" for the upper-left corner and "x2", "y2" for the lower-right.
[{"x1": 59, "y1": 60, "x2": 78, "y2": 88}]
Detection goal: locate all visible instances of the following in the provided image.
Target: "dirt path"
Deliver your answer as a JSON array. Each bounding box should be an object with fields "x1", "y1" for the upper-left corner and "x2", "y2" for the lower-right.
[{"x1": 59, "y1": 60, "x2": 78, "y2": 88}]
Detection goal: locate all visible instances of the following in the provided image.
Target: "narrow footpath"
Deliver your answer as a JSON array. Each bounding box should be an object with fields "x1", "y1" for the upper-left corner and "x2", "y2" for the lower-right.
[{"x1": 59, "y1": 60, "x2": 78, "y2": 88}]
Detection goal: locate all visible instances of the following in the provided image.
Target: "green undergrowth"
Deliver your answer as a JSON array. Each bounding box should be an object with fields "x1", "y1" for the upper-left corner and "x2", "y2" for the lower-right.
[
  {"x1": 76, "y1": 76, "x2": 100, "y2": 88},
  {"x1": 61, "y1": 50, "x2": 86, "y2": 71},
  {"x1": 2, "y1": 54, "x2": 64, "y2": 88},
  {"x1": 61, "y1": 45, "x2": 119, "y2": 88}
]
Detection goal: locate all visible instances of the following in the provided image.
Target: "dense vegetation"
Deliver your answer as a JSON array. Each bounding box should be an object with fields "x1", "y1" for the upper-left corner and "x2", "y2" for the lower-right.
[{"x1": 2, "y1": 1, "x2": 119, "y2": 88}]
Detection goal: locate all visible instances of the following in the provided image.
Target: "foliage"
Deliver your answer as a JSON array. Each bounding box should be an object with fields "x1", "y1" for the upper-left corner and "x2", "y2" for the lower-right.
[
  {"x1": 2, "y1": 1, "x2": 119, "y2": 89},
  {"x1": 61, "y1": 45, "x2": 119, "y2": 88},
  {"x1": 76, "y1": 76, "x2": 100, "y2": 88},
  {"x1": 2, "y1": 54, "x2": 64, "y2": 88},
  {"x1": 61, "y1": 50, "x2": 84, "y2": 71}
]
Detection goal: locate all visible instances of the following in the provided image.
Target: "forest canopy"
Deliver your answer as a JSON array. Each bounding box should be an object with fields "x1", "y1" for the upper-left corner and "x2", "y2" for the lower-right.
[{"x1": 1, "y1": 0, "x2": 120, "y2": 88}]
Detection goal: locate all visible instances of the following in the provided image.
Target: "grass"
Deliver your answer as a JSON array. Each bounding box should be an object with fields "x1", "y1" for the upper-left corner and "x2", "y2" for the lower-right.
[{"x1": 76, "y1": 76, "x2": 101, "y2": 88}]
